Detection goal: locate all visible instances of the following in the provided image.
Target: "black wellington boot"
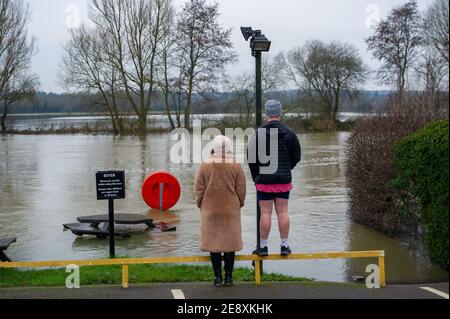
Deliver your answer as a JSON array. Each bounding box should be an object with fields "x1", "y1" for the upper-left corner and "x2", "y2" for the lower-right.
[
  {"x1": 224, "y1": 252, "x2": 235, "y2": 287},
  {"x1": 210, "y1": 253, "x2": 223, "y2": 287}
]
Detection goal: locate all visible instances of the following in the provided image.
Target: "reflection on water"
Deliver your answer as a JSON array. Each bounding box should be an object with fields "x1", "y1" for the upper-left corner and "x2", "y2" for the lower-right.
[{"x1": 0, "y1": 133, "x2": 447, "y2": 283}]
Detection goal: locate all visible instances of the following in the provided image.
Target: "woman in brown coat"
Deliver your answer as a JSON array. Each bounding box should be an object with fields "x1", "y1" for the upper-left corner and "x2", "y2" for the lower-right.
[{"x1": 195, "y1": 135, "x2": 246, "y2": 287}]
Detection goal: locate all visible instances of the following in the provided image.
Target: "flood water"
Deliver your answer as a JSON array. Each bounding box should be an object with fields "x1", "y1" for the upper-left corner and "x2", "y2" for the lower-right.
[{"x1": 0, "y1": 132, "x2": 447, "y2": 284}]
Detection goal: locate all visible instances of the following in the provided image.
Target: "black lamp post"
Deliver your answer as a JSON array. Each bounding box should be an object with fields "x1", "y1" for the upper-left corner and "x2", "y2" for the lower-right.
[{"x1": 241, "y1": 27, "x2": 271, "y2": 274}]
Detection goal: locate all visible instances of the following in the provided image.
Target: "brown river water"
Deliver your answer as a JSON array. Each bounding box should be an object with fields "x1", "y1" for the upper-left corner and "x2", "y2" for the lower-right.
[{"x1": 0, "y1": 132, "x2": 447, "y2": 283}]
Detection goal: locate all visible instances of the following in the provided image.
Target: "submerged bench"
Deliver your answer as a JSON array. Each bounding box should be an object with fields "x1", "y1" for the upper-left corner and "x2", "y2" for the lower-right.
[
  {"x1": 63, "y1": 223, "x2": 131, "y2": 239},
  {"x1": 0, "y1": 238, "x2": 16, "y2": 262}
]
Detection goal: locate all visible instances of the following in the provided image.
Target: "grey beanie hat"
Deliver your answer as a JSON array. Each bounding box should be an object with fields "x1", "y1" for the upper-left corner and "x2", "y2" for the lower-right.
[{"x1": 265, "y1": 100, "x2": 282, "y2": 118}]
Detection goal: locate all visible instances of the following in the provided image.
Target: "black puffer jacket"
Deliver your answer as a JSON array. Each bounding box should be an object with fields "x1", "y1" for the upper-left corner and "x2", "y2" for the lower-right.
[{"x1": 247, "y1": 121, "x2": 301, "y2": 185}]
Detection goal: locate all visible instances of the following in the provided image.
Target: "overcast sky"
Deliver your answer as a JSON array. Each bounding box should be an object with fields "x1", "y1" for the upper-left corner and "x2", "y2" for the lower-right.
[{"x1": 28, "y1": 0, "x2": 434, "y2": 93}]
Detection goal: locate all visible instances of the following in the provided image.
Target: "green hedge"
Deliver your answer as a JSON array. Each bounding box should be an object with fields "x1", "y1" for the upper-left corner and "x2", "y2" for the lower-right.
[{"x1": 393, "y1": 120, "x2": 449, "y2": 268}]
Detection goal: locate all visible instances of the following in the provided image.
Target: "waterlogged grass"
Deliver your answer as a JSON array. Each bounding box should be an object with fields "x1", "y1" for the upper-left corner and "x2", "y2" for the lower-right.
[{"x1": 0, "y1": 264, "x2": 310, "y2": 288}]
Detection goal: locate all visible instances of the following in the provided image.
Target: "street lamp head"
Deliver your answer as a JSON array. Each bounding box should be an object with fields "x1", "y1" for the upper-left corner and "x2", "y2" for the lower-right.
[
  {"x1": 251, "y1": 34, "x2": 271, "y2": 52},
  {"x1": 240, "y1": 26, "x2": 271, "y2": 54},
  {"x1": 240, "y1": 27, "x2": 254, "y2": 41}
]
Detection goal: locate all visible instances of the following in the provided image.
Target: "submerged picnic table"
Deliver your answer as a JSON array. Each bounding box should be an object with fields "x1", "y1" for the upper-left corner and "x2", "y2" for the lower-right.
[
  {"x1": 0, "y1": 238, "x2": 16, "y2": 262},
  {"x1": 64, "y1": 214, "x2": 176, "y2": 238},
  {"x1": 78, "y1": 214, "x2": 155, "y2": 228}
]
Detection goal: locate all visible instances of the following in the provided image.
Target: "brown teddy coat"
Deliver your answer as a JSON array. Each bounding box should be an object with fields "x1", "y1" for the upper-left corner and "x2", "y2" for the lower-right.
[{"x1": 195, "y1": 155, "x2": 246, "y2": 253}]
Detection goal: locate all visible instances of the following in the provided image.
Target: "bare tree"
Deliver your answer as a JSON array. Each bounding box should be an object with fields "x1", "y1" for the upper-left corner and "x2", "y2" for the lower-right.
[
  {"x1": 366, "y1": 0, "x2": 422, "y2": 105},
  {"x1": 1, "y1": 72, "x2": 37, "y2": 134},
  {"x1": 176, "y1": 0, "x2": 236, "y2": 128},
  {"x1": 60, "y1": 25, "x2": 125, "y2": 135},
  {"x1": 283, "y1": 40, "x2": 366, "y2": 121},
  {"x1": 156, "y1": 14, "x2": 190, "y2": 130},
  {"x1": 413, "y1": 46, "x2": 448, "y2": 112},
  {"x1": 423, "y1": 0, "x2": 449, "y2": 64},
  {"x1": 158, "y1": 35, "x2": 177, "y2": 130},
  {"x1": 88, "y1": 0, "x2": 174, "y2": 135},
  {"x1": 414, "y1": 0, "x2": 449, "y2": 116},
  {"x1": 225, "y1": 73, "x2": 254, "y2": 128},
  {"x1": 0, "y1": 0, "x2": 37, "y2": 134},
  {"x1": 164, "y1": 62, "x2": 188, "y2": 129},
  {"x1": 419, "y1": 0, "x2": 449, "y2": 92},
  {"x1": 261, "y1": 53, "x2": 286, "y2": 94},
  {"x1": 226, "y1": 54, "x2": 286, "y2": 128}
]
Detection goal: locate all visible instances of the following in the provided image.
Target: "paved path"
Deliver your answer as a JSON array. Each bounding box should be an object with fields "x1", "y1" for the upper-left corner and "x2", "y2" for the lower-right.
[{"x1": 0, "y1": 282, "x2": 448, "y2": 299}]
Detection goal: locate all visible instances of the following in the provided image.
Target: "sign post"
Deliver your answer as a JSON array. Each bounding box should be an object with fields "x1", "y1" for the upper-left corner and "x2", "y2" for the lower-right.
[
  {"x1": 96, "y1": 171, "x2": 125, "y2": 258},
  {"x1": 108, "y1": 198, "x2": 115, "y2": 257}
]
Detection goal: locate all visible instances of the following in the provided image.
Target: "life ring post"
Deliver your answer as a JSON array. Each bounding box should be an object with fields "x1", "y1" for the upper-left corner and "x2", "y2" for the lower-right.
[{"x1": 159, "y1": 183, "x2": 164, "y2": 212}]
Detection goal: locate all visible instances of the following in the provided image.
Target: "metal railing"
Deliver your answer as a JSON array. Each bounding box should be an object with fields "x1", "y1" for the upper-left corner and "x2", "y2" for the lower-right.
[{"x1": 0, "y1": 250, "x2": 386, "y2": 288}]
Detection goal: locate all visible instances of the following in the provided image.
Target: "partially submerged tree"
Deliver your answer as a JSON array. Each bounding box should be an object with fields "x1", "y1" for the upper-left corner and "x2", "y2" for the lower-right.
[
  {"x1": 366, "y1": 0, "x2": 422, "y2": 105},
  {"x1": 283, "y1": 40, "x2": 366, "y2": 121},
  {"x1": 60, "y1": 26, "x2": 125, "y2": 135},
  {"x1": 0, "y1": 0, "x2": 37, "y2": 134},
  {"x1": 1, "y1": 73, "x2": 38, "y2": 134},
  {"x1": 60, "y1": 0, "x2": 237, "y2": 132},
  {"x1": 176, "y1": 0, "x2": 236, "y2": 128},
  {"x1": 61, "y1": 0, "x2": 174, "y2": 135},
  {"x1": 156, "y1": 18, "x2": 185, "y2": 130}
]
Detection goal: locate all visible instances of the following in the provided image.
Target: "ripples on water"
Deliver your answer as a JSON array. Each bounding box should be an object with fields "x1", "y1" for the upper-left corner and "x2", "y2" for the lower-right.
[{"x1": 0, "y1": 132, "x2": 447, "y2": 283}]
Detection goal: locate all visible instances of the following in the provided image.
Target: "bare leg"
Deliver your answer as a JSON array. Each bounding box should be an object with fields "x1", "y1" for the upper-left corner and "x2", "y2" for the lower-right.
[
  {"x1": 274, "y1": 198, "x2": 290, "y2": 240},
  {"x1": 259, "y1": 200, "x2": 274, "y2": 241}
]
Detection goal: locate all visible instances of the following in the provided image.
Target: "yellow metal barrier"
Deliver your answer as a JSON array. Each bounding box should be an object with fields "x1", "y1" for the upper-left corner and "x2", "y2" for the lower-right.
[{"x1": 0, "y1": 250, "x2": 386, "y2": 288}]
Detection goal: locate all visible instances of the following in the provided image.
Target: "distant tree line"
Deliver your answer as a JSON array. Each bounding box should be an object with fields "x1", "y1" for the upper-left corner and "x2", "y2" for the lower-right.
[{"x1": 10, "y1": 89, "x2": 389, "y2": 115}]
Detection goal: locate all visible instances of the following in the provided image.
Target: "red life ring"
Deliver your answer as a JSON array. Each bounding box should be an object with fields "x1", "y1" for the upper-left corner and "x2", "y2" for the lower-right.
[{"x1": 142, "y1": 171, "x2": 181, "y2": 210}]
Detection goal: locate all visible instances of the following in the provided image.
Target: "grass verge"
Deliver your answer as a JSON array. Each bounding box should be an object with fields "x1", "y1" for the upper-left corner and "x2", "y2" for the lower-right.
[{"x1": 0, "y1": 264, "x2": 310, "y2": 288}]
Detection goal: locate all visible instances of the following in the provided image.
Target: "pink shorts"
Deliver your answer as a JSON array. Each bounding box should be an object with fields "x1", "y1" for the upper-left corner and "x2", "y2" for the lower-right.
[{"x1": 256, "y1": 183, "x2": 293, "y2": 193}]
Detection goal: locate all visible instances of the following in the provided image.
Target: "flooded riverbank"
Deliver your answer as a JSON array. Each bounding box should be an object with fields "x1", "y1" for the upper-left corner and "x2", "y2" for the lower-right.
[
  {"x1": 0, "y1": 133, "x2": 447, "y2": 283},
  {"x1": 6, "y1": 112, "x2": 365, "y2": 133}
]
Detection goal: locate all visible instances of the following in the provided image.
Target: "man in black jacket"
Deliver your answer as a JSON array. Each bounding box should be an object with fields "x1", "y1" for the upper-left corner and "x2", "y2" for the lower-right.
[{"x1": 248, "y1": 100, "x2": 301, "y2": 256}]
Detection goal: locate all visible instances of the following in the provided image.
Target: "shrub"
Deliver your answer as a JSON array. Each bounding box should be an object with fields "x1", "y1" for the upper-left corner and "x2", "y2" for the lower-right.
[
  {"x1": 284, "y1": 115, "x2": 337, "y2": 132},
  {"x1": 393, "y1": 120, "x2": 449, "y2": 267},
  {"x1": 346, "y1": 115, "x2": 430, "y2": 234},
  {"x1": 311, "y1": 116, "x2": 336, "y2": 131},
  {"x1": 345, "y1": 95, "x2": 443, "y2": 235}
]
